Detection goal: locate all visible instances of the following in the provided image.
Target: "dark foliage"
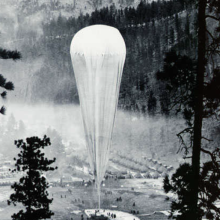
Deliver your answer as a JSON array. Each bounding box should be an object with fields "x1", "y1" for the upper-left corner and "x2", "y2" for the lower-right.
[
  {"x1": 0, "y1": 48, "x2": 21, "y2": 115},
  {"x1": 157, "y1": 51, "x2": 197, "y2": 125},
  {"x1": 0, "y1": 74, "x2": 14, "y2": 90},
  {"x1": 0, "y1": 106, "x2": 6, "y2": 115},
  {"x1": 164, "y1": 154, "x2": 220, "y2": 220},
  {"x1": 164, "y1": 164, "x2": 196, "y2": 220},
  {"x1": 156, "y1": 50, "x2": 220, "y2": 123},
  {"x1": 204, "y1": 68, "x2": 220, "y2": 117},
  {"x1": 0, "y1": 48, "x2": 21, "y2": 60},
  {"x1": 8, "y1": 136, "x2": 57, "y2": 220},
  {"x1": 87, "y1": 0, "x2": 185, "y2": 27}
]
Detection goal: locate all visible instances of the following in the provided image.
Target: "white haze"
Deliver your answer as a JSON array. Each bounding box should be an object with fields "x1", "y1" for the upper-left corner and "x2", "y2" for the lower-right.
[{"x1": 1, "y1": 103, "x2": 186, "y2": 162}]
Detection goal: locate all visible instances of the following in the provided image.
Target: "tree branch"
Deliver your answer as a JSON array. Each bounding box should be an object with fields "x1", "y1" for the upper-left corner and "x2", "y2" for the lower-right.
[
  {"x1": 202, "y1": 136, "x2": 213, "y2": 142},
  {"x1": 205, "y1": 15, "x2": 220, "y2": 21},
  {"x1": 183, "y1": 156, "x2": 192, "y2": 159},
  {"x1": 201, "y1": 148, "x2": 218, "y2": 168},
  {"x1": 206, "y1": 29, "x2": 215, "y2": 41},
  {"x1": 177, "y1": 127, "x2": 193, "y2": 136}
]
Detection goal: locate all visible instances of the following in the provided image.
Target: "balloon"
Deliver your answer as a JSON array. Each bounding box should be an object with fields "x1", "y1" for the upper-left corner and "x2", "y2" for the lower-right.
[{"x1": 70, "y1": 25, "x2": 126, "y2": 208}]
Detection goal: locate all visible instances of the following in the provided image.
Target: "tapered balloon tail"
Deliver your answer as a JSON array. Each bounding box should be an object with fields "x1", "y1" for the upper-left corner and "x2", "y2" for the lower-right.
[
  {"x1": 95, "y1": 181, "x2": 101, "y2": 209},
  {"x1": 97, "y1": 183, "x2": 101, "y2": 209}
]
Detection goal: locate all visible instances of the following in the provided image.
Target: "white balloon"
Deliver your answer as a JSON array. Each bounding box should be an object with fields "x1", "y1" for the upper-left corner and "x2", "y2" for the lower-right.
[{"x1": 70, "y1": 25, "x2": 126, "y2": 208}]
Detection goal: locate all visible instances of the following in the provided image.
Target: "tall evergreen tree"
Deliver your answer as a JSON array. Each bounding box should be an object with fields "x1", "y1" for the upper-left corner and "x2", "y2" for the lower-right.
[
  {"x1": 191, "y1": 0, "x2": 206, "y2": 218},
  {"x1": 8, "y1": 136, "x2": 57, "y2": 220},
  {"x1": 158, "y1": 0, "x2": 220, "y2": 218},
  {"x1": 191, "y1": 0, "x2": 220, "y2": 218}
]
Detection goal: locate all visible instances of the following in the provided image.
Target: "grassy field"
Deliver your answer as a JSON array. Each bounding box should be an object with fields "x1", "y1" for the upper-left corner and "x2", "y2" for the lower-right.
[{"x1": 0, "y1": 178, "x2": 171, "y2": 220}]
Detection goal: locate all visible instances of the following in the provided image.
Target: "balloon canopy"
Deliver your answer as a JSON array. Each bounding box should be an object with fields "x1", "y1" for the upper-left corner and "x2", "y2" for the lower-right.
[{"x1": 70, "y1": 25, "x2": 126, "y2": 207}]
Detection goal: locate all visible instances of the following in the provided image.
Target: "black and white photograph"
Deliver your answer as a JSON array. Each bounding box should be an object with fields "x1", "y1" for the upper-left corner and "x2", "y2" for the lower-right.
[{"x1": 0, "y1": 0, "x2": 219, "y2": 219}]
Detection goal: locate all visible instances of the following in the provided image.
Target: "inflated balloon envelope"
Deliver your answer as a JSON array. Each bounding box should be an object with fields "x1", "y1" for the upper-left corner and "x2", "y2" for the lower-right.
[{"x1": 70, "y1": 25, "x2": 126, "y2": 208}]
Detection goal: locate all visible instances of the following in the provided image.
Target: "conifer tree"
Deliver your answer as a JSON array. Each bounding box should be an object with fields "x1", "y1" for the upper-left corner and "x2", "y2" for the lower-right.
[
  {"x1": 8, "y1": 136, "x2": 57, "y2": 220},
  {"x1": 157, "y1": 0, "x2": 220, "y2": 218},
  {"x1": 0, "y1": 48, "x2": 21, "y2": 115}
]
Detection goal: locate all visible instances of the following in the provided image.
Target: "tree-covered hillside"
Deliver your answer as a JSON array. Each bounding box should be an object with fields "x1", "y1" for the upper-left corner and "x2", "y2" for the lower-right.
[
  {"x1": 9, "y1": 0, "x2": 148, "y2": 23},
  {"x1": 3, "y1": 0, "x2": 198, "y2": 116}
]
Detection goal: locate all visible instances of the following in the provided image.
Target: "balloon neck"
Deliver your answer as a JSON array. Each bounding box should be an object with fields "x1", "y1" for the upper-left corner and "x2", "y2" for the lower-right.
[{"x1": 97, "y1": 183, "x2": 101, "y2": 209}]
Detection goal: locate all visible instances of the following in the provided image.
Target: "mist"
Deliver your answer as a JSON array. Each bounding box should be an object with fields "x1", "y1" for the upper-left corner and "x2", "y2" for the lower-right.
[{"x1": 0, "y1": 103, "x2": 186, "y2": 164}]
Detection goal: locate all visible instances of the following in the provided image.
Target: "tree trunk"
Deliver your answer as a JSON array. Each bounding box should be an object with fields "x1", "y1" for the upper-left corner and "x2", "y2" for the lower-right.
[{"x1": 191, "y1": 0, "x2": 206, "y2": 219}]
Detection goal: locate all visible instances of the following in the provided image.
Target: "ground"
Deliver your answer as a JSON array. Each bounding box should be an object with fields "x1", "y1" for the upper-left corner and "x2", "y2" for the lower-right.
[
  {"x1": 85, "y1": 209, "x2": 140, "y2": 220},
  {"x1": 0, "y1": 178, "x2": 171, "y2": 220}
]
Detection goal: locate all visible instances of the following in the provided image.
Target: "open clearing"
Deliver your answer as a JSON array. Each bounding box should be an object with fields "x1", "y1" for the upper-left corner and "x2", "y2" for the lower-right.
[{"x1": 0, "y1": 178, "x2": 171, "y2": 220}]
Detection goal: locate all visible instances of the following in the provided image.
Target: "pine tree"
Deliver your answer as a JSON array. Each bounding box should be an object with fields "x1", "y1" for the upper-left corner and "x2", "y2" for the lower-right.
[
  {"x1": 8, "y1": 136, "x2": 57, "y2": 220},
  {"x1": 164, "y1": 157, "x2": 220, "y2": 220},
  {"x1": 0, "y1": 48, "x2": 21, "y2": 115},
  {"x1": 158, "y1": 0, "x2": 220, "y2": 218},
  {"x1": 156, "y1": 50, "x2": 197, "y2": 124},
  {"x1": 0, "y1": 48, "x2": 21, "y2": 61},
  {"x1": 191, "y1": 0, "x2": 220, "y2": 218}
]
